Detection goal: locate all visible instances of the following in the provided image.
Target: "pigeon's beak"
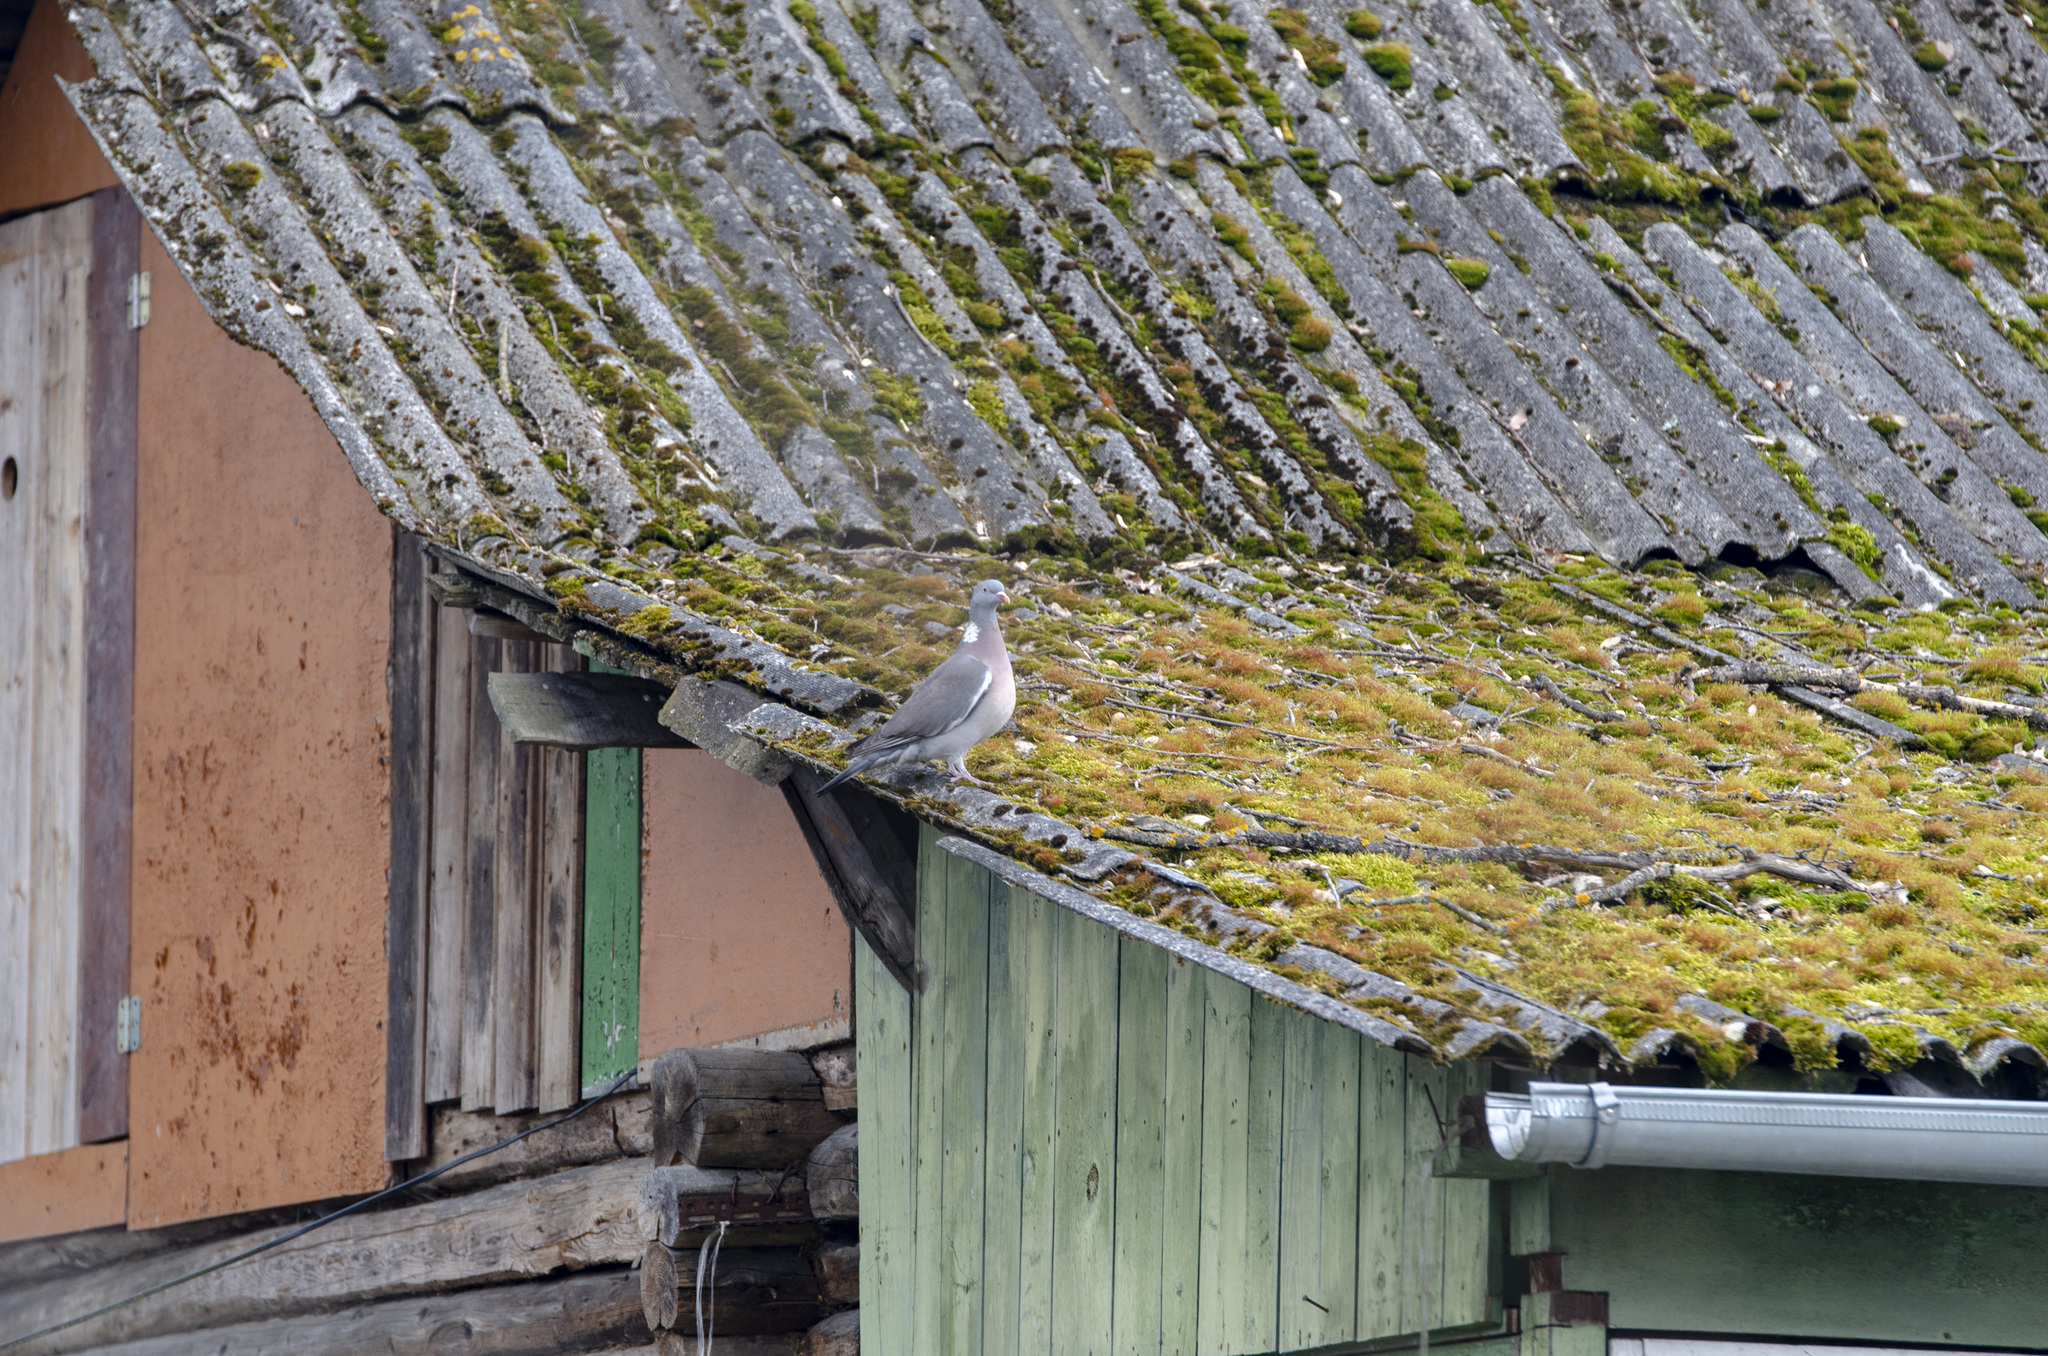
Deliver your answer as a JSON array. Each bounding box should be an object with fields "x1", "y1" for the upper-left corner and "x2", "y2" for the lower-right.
[{"x1": 999, "y1": 589, "x2": 1012, "y2": 604}]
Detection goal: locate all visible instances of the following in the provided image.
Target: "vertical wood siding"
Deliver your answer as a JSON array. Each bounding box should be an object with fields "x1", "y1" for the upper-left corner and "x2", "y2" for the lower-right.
[
  {"x1": 400, "y1": 611, "x2": 588, "y2": 1130},
  {"x1": 857, "y1": 828, "x2": 1494, "y2": 1355},
  {"x1": 0, "y1": 198, "x2": 93, "y2": 1165}
]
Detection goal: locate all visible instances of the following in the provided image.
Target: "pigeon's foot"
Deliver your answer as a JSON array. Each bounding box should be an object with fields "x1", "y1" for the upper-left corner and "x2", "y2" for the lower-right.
[{"x1": 946, "y1": 764, "x2": 987, "y2": 787}]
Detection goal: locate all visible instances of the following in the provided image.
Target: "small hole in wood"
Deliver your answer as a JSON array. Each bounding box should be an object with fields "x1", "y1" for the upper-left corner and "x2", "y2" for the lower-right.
[{"x1": 0, "y1": 457, "x2": 15, "y2": 501}]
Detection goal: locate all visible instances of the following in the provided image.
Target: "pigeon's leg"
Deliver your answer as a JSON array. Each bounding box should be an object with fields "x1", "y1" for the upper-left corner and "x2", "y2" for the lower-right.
[{"x1": 945, "y1": 754, "x2": 986, "y2": 787}]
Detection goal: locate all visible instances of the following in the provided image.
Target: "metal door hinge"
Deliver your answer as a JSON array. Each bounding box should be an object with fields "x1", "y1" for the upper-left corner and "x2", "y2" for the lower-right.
[
  {"x1": 127, "y1": 272, "x2": 151, "y2": 329},
  {"x1": 116, "y1": 996, "x2": 142, "y2": 1053}
]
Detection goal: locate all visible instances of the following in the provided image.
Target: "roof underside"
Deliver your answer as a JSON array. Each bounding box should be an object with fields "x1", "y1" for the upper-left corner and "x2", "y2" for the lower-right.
[{"x1": 50, "y1": 0, "x2": 2048, "y2": 1092}]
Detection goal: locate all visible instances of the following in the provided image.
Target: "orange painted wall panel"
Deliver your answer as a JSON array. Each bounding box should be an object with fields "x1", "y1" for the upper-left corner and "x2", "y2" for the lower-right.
[
  {"x1": 0, "y1": 1141, "x2": 127, "y2": 1243},
  {"x1": 126, "y1": 231, "x2": 394, "y2": 1228},
  {"x1": 0, "y1": 0, "x2": 119, "y2": 219},
  {"x1": 639, "y1": 750, "x2": 849, "y2": 1054}
]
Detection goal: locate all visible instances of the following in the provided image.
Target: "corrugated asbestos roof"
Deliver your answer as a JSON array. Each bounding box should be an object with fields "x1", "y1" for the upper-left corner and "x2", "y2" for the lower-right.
[{"x1": 49, "y1": 0, "x2": 2048, "y2": 1092}]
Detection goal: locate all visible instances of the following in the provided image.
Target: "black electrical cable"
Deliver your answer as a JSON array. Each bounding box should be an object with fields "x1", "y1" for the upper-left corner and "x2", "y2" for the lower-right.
[{"x1": 0, "y1": 1069, "x2": 640, "y2": 1352}]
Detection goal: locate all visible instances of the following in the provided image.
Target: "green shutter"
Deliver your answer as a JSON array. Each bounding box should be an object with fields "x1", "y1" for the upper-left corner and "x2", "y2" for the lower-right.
[{"x1": 580, "y1": 731, "x2": 640, "y2": 1092}]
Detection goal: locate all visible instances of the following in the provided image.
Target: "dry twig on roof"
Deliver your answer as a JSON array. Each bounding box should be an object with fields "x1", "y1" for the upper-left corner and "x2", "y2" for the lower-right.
[{"x1": 1692, "y1": 661, "x2": 2048, "y2": 731}]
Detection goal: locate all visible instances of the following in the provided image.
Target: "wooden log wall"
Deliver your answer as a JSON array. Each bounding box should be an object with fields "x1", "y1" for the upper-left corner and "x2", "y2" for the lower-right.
[{"x1": 857, "y1": 827, "x2": 1495, "y2": 1356}]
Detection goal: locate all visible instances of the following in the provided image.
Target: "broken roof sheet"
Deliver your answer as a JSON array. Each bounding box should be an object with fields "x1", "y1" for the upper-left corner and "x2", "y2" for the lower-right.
[{"x1": 49, "y1": 0, "x2": 2048, "y2": 1093}]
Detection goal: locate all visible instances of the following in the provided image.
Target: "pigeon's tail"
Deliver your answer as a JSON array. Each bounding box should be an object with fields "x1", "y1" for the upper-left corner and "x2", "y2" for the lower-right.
[{"x1": 816, "y1": 758, "x2": 871, "y2": 795}]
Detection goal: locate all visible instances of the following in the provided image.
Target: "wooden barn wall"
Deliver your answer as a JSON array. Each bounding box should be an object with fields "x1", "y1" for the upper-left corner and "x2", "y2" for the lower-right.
[
  {"x1": 127, "y1": 226, "x2": 395, "y2": 1228},
  {"x1": 857, "y1": 828, "x2": 1494, "y2": 1356},
  {"x1": 638, "y1": 748, "x2": 851, "y2": 1056}
]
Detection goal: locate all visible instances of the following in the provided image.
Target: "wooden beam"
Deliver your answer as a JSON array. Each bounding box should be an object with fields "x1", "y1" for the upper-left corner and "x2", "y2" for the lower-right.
[
  {"x1": 78, "y1": 185, "x2": 139, "y2": 1147},
  {"x1": 415, "y1": 1091, "x2": 651, "y2": 1195},
  {"x1": 647, "y1": 1049, "x2": 843, "y2": 1170},
  {"x1": 487, "y1": 672, "x2": 687, "y2": 751},
  {"x1": 781, "y1": 768, "x2": 918, "y2": 992},
  {"x1": 656, "y1": 676, "x2": 791, "y2": 785},
  {"x1": 635, "y1": 1165, "x2": 820, "y2": 1248},
  {"x1": 385, "y1": 530, "x2": 436, "y2": 1161},
  {"x1": 635, "y1": 1245, "x2": 824, "y2": 1337},
  {"x1": 70, "y1": 1268, "x2": 649, "y2": 1356},
  {"x1": 0, "y1": 1159, "x2": 650, "y2": 1355},
  {"x1": 469, "y1": 608, "x2": 548, "y2": 642}
]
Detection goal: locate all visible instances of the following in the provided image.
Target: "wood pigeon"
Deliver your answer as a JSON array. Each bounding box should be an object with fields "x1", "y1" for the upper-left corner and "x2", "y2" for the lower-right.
[{"x1": 820, "y1": 578, "x2": 1016, "y2": 791}]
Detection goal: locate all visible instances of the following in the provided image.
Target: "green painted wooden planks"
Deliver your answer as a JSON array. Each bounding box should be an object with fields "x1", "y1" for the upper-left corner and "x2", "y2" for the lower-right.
[
  {"x1": 1111, "y1": 941, "x2": 1169, "y2": 1356},
  {"x1": 578, "y1": 743, "x2": 638, "y2": 1090},
  {"x1": 1013, "y1": 884, "x2": 1059, "y2": 1356},
  {"x1": 1050, "y1": 904, "x2": 1119, "y2": 1356},
  {"x1": 873, "y1": 845, "x2": 1500, "y2": 1356},
  {"x1": 856, "y1": 931, "x2": 915, "y2": 1353}
]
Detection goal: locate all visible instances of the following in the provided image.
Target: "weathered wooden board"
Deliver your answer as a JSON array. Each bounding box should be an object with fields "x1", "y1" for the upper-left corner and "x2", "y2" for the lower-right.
[
  {"x1": 1012, "y1": 882, "x2": 1058, "y2": 1356},
  {"x1": 535, "y1": 733, "x2": 584, "y2": 1114},
  {"x1": 1159, "y1": 955, "x2": 1205, "y2": 1356},
  {"x1": 1, "y1": 1158, "x2": 649, "y2": 1355},
  {"x1": 980, "y1": 882, "x2": 1024, "y2": 1356},
  {"x1": 936, "y1": 848, "x2": 989, "y2": 1356},
  {"x1": 385, "y1": 530, "x2": 436, "y2": 1161},
  {"x1": 907, "y1": 825, "x2": 949, "y2": 1356},
  {"x1": 486, "y1": 670, "x2": 683, "y2": 751},
  {"x1": 1196, "y1": 968, "x2": 1251, "y2": 1356},
  {"x1": 424, "y1": 579, "x2": 474, "y2": 1105},
  {"x1": 491, "y1": 638, "x2": 539, "y2": 1114},
  {"x1": 1111, "y1": 939, "x2": 1167, "y2": 1356},
  {"x1": 854, "y1": 931, "x2": 912, "y2": 1356},
  {"x1": 782, "y1": 768, "x2": 917, "y2": 991},
  {"x1": 1049, "y1": 904, "x2": 1117, "y2": 1356},
  {"x1": 461, "y1": 631, "x2": 504, "y2": 1112},
  {"x1": 0, "y1": 187, "x2": 49, "y2": 1163},
  {"x1": 0, "y1": 198, "x2": 94, "y2": 1164},
  {"x1": 67, "y1": 1268, "x2": 648, "y2": 1356},
  {"x1": 534, "y1": 647, "x2": 583, "y2": 1113},
  {"x1": 77, "y1": 185, "x2": 138, "y2": 1148}
]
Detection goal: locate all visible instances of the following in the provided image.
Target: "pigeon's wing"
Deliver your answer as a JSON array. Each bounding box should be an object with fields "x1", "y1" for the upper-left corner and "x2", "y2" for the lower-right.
[{"x1": 852, "y1": 651, "x2": 993, "y2": 756}]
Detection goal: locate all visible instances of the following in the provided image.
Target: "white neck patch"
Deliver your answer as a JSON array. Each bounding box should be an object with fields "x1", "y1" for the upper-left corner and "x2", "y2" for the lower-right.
[{"x1": 962, "y1": 621, "x2": 981, "y2": 643}]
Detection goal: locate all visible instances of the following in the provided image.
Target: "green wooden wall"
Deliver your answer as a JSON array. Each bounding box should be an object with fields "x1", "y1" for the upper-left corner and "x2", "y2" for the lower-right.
[{"x1": 857, "y1": 829, "x2": 1495, "y2": 1356}]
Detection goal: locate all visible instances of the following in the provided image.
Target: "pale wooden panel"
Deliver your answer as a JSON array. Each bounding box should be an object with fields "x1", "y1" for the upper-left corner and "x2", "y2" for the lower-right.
[
  {"x1": 0, "y1": 207, "x2": 45, "y2": 1163},
  {"x1": 854, "y1": 929, "x2": 914, "y2": 1356},
  {"x1": 422, "y1": 593, "x2": 471, "y2": 1105},
  {"x1": 27, "y1": 199, "x2": 92, "y2": 1159},
  {"x1": 1436, "y1": 1060, "x2": 1493, "y2": 1330},
  {"x1": 533, "y1": 646, "x2": 584, "y2": 1113}
]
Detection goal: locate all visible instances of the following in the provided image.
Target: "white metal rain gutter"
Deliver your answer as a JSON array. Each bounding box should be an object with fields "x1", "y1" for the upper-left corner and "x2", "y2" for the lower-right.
[{"x1": 1484, "y1": 1082, "x2": 2048, "y2": 1186}]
